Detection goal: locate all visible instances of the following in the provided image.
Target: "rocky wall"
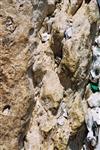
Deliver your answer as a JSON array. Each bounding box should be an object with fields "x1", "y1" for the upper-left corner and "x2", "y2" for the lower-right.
[{"x1": 0, "y1": 0, "x2": 99, "y2": 150}]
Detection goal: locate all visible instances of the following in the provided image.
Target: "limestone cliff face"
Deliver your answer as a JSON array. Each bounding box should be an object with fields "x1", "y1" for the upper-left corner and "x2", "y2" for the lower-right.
[{"x1": 0, "y1": 0, "x2": 99, "y2": 150}]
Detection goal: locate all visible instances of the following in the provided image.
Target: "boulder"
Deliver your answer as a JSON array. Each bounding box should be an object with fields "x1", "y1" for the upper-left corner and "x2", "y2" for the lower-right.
[{"x1": 41, "y1": 70, "x2": 64, "y2": 105}]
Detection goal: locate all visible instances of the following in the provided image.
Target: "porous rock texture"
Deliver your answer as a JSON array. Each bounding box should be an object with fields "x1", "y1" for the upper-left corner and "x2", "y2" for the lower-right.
[{"x1": 0, "y1": 0, "x2": 99, "y2": 150}]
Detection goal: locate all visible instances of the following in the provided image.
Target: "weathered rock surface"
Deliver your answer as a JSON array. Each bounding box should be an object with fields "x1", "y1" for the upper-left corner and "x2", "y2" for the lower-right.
[
  {"x1": 0, "y1": 0, "x2": 100, "y2": 150},
  {"x1": 41, "y1": 70, "x2": 64, "y2": 105},
  {"x1": 68, "y1": 93, "x2": 84, "y2": 132},
  {"x1": 68, "y1": 0, "x2": 83, "y2": 15}
]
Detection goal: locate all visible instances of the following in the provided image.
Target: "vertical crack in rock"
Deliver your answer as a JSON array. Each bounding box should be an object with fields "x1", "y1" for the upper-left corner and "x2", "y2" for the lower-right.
[{"x1": 68, "y1": 123, "x2": 88, "y2": 150}]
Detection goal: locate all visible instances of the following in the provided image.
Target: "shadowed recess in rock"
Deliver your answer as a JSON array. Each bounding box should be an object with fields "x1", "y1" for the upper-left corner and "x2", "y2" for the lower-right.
[
  {"x1": 2, "y1": 105, "x2": 11, "y2": 114},
  {"x1": 28, "y1": 28, "x2": 34, "y2": 36},
  {"x1": 85, "y1": 0, "x2": 91, "y2": 4},
  {"x1": 90, "y1": 22, "x2": 97, "y2": 46},
  {"x1": 58, "y1": 66, "x2": 73, "y2": 90},
  {"x1": 50, "y1": 33, "x2": 63, "y2": 60},
  {"x1": 68, "y1": 123, "x2": 88, "y2": 150}
]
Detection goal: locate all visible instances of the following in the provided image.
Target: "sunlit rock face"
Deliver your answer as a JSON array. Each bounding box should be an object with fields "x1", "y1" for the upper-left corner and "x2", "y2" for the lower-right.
[{"x1": 0, "y1": 0, "x2": 99, "y2": 150}]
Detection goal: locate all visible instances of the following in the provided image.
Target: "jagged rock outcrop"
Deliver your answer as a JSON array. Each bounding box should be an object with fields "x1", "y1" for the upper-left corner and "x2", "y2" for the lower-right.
[{"x1": 0, "y1": 0, "x2": 100, "y2": 150}]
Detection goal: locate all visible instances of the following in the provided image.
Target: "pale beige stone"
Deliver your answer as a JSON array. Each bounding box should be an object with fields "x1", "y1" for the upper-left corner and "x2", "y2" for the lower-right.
[
  {"x1": 69, "y1": 93, "x2": 85, "y2": 132},
  {"x1": 41, "y1": 70, "x2": 64, "y2": 103}
]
